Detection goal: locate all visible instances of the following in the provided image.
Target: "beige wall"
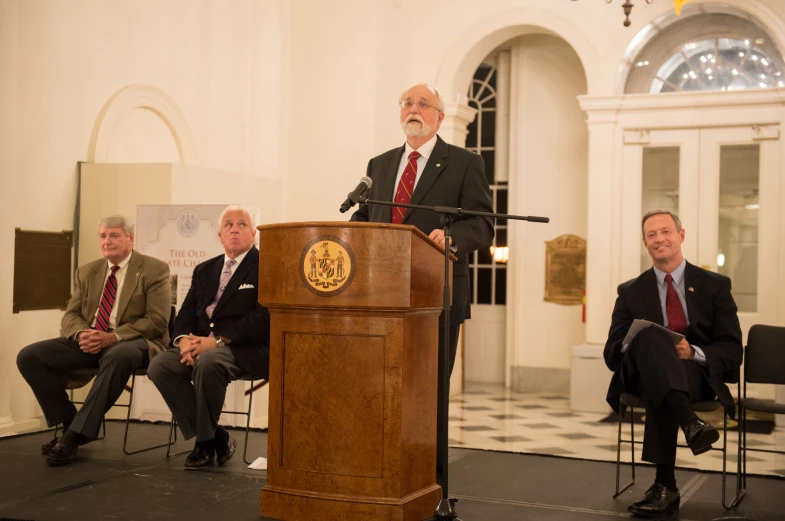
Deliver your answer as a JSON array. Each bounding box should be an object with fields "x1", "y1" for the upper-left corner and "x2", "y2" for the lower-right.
[
  {"x1": 506, "y1": 34, "x2": 588, "y2": 385},
  {"x1": 3, "y1": 0, "x2": 785, "y2": 431},
  {"x1": 0, "y1": 0, "x2": 285, "y2": 431}
]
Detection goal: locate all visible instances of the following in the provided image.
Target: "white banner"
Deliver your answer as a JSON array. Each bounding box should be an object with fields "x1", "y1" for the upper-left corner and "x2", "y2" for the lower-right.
[{"x1": 136, "y1": 205, "x2": 226, "y2": 312}]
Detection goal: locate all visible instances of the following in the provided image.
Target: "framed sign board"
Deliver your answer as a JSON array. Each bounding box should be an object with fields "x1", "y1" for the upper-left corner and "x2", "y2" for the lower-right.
[
  {"x1": 14, "y1": 228, "x2": 73, "y2": 313},
  {"x1": 544, "y1": 234, "x2": 586, "y2": 305}
]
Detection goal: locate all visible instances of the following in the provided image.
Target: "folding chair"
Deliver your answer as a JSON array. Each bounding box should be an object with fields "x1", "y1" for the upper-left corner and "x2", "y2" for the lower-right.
[
  {"x1": 167, "y1": 376, "x2": 268, "y2": 464},
  {"x1": 734, "y1": 324, "x2": 785, "y2": 507},
  {"x1": 55, "y1": 366, "x2": 171, "y2": 454},
  {"x1": 613, "y1": 392, "x2": 735, "y2": 509}
]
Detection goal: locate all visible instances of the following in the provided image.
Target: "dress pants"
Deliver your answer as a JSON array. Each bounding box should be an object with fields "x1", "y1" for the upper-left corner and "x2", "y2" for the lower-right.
[
  {"x1": 620, "y1": 327, "x2": 715, "y2": 464},
  {"x1": 16, "y1": 336, "x2": 148, "y2": 440},
  {"x1": 147, "y1": 346, "x2": 248, "y2": 442}
]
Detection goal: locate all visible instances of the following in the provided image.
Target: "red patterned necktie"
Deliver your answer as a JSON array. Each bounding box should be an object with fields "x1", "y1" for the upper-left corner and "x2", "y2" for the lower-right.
[
  {"x1": 392, "y1": 150, "x2": 421, "y2": 224},
  {"x1": 95, "y1": 265, "x2": 120, "y2": 332},
  {"x1": 664, "y1": 274, "x2": 687, "y2": 334}
]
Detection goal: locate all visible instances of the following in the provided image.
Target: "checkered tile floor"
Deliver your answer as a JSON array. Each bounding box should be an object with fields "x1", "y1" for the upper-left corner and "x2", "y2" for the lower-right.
[{"x1": 449, "y1": 382, "x2": 785, "y2": 477}]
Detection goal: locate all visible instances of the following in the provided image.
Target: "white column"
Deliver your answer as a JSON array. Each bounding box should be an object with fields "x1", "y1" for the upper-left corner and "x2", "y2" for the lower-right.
[
  {"x1": 582, "y1": 107, "x2": 621, "y2": 344},
  {"x1": 439, "y1": 103, "x2": 477, "y2": 147},
  {"x1": 495, "y1": 50, "x2": 511, "y2": 183},
  {"x1": 0, "y1": 0, "x2": 18, "y2": 434},
  {"x1": 439, "y1": 101, "x2": 477, "y2": 396}
]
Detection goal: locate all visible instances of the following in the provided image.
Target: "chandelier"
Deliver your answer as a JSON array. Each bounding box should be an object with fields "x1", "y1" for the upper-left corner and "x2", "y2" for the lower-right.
[{"x1": 572, "y1": 0, "x2": 692, "y2": 27}]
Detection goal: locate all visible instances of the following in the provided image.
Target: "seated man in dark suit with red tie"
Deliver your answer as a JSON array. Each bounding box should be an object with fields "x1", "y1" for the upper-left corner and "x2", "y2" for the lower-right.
[
  {"x1": 17, "y1": 215, "x2": 171, "y2": 466},
  {"x1": 147, "y1": 205, "x2": 270, "y2": 469},
  {"x1": 604, "y1": 210, "x2": 742, "y2": 518}
]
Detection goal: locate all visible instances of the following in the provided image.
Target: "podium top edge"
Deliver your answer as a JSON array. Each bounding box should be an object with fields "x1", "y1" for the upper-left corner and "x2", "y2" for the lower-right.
[
  {"x1": 256, "y1": 222, "x2": 456, "y2": 261},
  {"x1": 256, "y1": 221, "x2": 416, "y2": 231}
]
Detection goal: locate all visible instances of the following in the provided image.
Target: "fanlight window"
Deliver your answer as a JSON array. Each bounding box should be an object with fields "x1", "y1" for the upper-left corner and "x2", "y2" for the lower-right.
[
  {"x1": 649, "y1": 38, "x2": 784, "y2": 93},
  {"x1": 625, "y1": 13, "x2": 785, "y2": 94}
]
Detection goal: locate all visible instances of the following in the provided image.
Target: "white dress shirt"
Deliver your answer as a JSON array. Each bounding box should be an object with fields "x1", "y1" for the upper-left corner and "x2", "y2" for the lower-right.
[{"x1": 391, "y1": 135, "x2": 438, "y2": 199}]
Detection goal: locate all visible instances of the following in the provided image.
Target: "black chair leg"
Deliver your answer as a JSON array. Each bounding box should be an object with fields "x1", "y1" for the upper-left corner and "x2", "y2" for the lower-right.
[
  {"x1": 242, "y1": 381, "x2": 255, "y2": 465},
  {"x1": 614, "y1": 405, "x2": 635, "y2": 498},
  {"x1": 733, "y1": 405, "x2": 747, "y2": 507},
  {"x1": 121, "y1": 372, "x2": 173, "y2": 455},
  {"x1": 166, "y1": 419, "x2": 190, "y2": 458},
  {"x1": 720, "y1": 411, "x2": 736, "y2": 510}
]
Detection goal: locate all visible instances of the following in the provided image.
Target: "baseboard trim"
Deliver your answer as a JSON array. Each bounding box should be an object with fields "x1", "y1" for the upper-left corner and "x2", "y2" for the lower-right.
[{"x1": 510, "y1": 366, "x2": 569, "y2": 393}]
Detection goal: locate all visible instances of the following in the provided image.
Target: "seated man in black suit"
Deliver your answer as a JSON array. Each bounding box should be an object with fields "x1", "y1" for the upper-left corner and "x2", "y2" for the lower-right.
[
  {"x1": 147, "y1": 205, "x2": 270, "y2": 468},
  {"x1": 604, "y1": 210, "x2": 742, "y2": 517}
]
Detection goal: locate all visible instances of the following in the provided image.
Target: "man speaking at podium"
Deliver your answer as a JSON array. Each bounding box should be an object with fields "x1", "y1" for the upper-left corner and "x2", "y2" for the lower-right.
[{"x1": 351, "y1": 83, "x2": 494, "y2": 378}]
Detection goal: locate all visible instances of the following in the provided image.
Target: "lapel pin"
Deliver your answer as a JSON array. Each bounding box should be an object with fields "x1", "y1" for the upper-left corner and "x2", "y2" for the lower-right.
[
  {"x1": 688, "y1": 286, "x2": 694, "y2": 292},
  {"x1": 136, "y1": 272, "x2": 141, "y2": 277},
  {"x1": 436, "y1": 163, "x2": 441, "y2": 167}
]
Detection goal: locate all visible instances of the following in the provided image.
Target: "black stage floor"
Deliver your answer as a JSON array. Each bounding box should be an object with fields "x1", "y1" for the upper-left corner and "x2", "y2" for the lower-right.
[{"x1": 0, "y1": 421, "x2": 782, "y2": 521}]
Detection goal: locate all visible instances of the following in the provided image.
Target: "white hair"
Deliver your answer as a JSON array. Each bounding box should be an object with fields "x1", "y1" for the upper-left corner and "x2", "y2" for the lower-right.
[
  {"x1": 399, "y1": 83, "x2": 445, "y2": 112},
  {"x1": 98, "y1": 214, "x2": 134, "y2": 235},
  {"x1": 219, "y1": 205, "x2": 256, "y2": 229}
]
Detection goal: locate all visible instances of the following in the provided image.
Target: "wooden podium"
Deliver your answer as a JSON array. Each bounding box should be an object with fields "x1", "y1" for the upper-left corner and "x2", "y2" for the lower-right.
[{"x1": 257, "y1": 222, "x2": 448, "y2": 521}]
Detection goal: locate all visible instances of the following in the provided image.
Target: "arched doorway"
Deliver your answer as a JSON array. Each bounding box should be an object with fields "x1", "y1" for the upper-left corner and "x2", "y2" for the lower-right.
[{"x1": 436, "y1": 13, "x2": 593, "y2": 393}]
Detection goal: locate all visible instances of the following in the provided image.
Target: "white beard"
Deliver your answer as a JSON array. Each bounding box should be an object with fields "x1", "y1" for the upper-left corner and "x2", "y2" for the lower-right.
[{"x1": 401, "y1": 117, "x2": 434, "y2": 138}]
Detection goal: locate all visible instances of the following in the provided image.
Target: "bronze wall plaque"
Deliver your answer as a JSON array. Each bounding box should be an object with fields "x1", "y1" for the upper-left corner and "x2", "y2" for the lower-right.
[
  {"x1": 14, "y1": 228, "x2": 73, "y2": 313},
  {"x1": 544, "y1": 234, "x2": 586, "y2": 305}
]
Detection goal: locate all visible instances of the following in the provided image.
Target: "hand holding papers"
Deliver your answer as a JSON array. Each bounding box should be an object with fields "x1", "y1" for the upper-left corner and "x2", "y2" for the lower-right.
[{"x1": 623, "y1": 319, "x2": 685, "y2": 346}]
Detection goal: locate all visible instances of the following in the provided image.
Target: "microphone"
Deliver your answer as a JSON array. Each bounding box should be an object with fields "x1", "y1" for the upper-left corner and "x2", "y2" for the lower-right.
[{"x1": 339, "y1": 176, "x2": 373, "y2": 213}]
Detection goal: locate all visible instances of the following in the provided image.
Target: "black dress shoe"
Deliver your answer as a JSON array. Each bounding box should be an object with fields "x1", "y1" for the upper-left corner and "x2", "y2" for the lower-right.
[
  {"x1": 683, "y1": 417, "x2": 719, "y2": 456},
  {"x1": 41, "y1": 437, "x2": 59, "y2": 455},
  {"x1": 628, "y1": 482, "x2": 680, "y2": 518},
  {"x1": 184, "y1": 446, "x2": 214, "y2": 468},
  {"x1": 45, "y1": 443, "x2": 79, "y2": 466},
  {"x1": 216, "y1": 435, "x2": 237, "y2": 466}
]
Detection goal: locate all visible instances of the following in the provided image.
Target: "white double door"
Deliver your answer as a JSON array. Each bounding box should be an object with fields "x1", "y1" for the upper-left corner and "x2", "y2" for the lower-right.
[{"x1": 621, "y1": 125, "x2": 782, "y2": 345}]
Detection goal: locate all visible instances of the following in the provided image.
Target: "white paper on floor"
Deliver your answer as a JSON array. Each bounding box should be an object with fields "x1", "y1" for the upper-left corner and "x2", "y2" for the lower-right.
[{"x1": 248, "y1": 456, "x2": 267, "y2": 470}]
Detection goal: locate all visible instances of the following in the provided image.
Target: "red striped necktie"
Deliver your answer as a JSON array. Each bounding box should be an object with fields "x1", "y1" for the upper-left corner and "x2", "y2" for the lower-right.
[
  {"x1": 664, "y1": 273, "x2": 687, "y2": 334},
  {"x1": 96, "y1": 265, "x2": 120, "y2": 332},
  {"x1": 392, "y1": 150, "x2": 421, "y2": 224}
]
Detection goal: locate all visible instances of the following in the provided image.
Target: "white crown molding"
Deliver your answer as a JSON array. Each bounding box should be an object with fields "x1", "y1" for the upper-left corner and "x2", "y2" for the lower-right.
[
  {"x1": 87, "y1": 84, "x2": 197, "y2": 164},
  {"x1": 579, "y1": 87, "x2": 785, "y2": 114}
]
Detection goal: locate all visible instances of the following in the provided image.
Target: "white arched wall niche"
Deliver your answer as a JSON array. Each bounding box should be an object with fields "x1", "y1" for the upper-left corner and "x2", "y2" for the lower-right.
[
  {"x1": 613, "y1": 0, "x2": 785, "y2": 95},
  {"x1": 87, "y1": 84, "x2": 197, "y2": 164}
]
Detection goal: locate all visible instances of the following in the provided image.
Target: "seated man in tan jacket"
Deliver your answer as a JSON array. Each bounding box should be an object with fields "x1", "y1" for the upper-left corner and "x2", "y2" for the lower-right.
[{"x1": 17, "y1": 215, "x2": 170, "y2": 466}]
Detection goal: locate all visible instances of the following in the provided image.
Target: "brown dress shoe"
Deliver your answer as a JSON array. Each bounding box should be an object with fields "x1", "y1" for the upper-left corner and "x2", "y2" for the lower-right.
[
  {"x1": 45, "y1": 443, "x2": 79, "y2": 466},
  {"x1": 628, "y1": 482, "x2": 680, "y2": 518},
  {"x1": 41, "y1": 437, "x2": 59, "y2": 455},
  {"x1": 683, "y1": 417, "x2": 720, "y2": 456}
]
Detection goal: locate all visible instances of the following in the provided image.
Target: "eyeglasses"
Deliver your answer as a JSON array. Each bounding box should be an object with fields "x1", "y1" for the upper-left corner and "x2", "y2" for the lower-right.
[{"x1": 399, "y1": 99, "x2": 439, "y2": 111}]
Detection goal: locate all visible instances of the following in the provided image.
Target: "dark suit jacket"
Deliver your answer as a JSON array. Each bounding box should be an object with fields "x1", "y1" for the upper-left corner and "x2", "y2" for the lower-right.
[
  {"x1": 173, "y1": 247, "x2": 270, "y2": 378},
  {"x1": 604, "y1": 261, "x2": 743, "y2": 415},
  {"x1": 61, "y1": 250, "x2": 171, "y2": 359},
  {"x1": 351, "y1": 135, "x2": 494, "y2": 323}
]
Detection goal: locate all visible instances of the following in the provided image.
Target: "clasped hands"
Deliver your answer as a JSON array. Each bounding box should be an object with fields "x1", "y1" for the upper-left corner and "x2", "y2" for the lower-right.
[
  {"x1": 178, "y1": 334, "x2": 218, "y2": 366},
  {"x1": 78, "y1": 330, "x2": 117, "y2": 354}
]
